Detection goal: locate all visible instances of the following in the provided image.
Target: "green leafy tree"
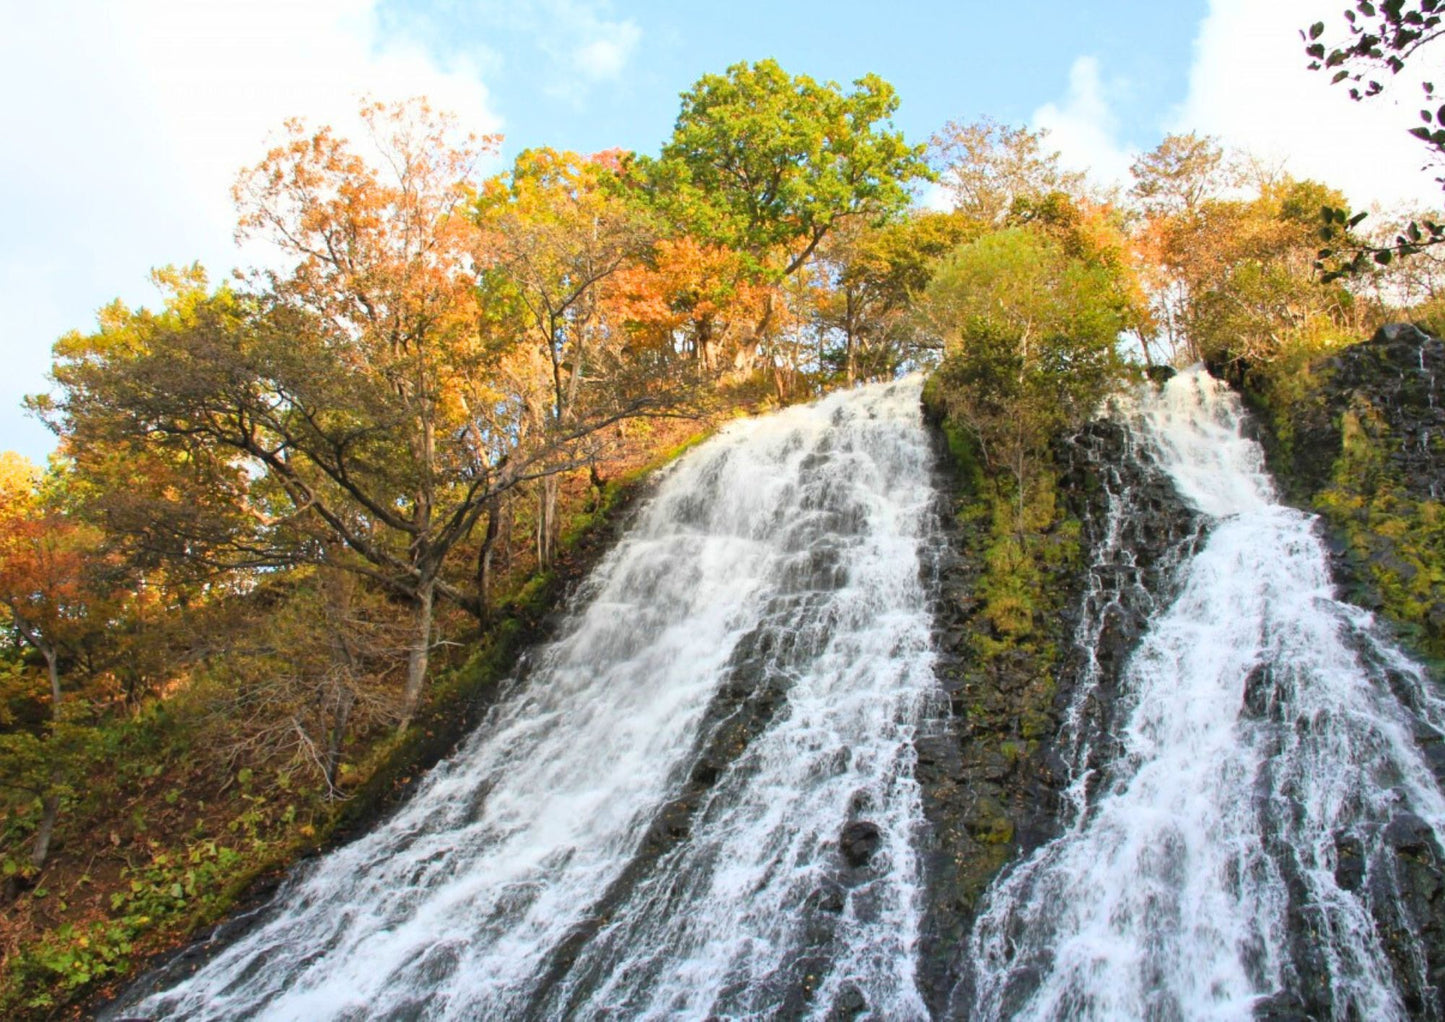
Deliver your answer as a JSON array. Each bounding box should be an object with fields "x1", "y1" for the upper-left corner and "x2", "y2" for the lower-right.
[
  {"x1": 919, "y1": 226, "x2": 1129, "y2": 519},
  {"x1": 813, "y1": 210, "x2": 972, "y2": 382},
  {"x1": 646, "y1": 59, "x2": 929, "y2": 279}
]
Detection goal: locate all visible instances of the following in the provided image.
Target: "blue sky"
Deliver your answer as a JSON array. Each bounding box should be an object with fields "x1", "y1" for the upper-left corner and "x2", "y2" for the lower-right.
[
  {"x1": 372, "y1": 0, "x2": 1206, "y2": 160},
  {"x1": 1, "y1": 0, "x2": 1439, "y2": 462}
]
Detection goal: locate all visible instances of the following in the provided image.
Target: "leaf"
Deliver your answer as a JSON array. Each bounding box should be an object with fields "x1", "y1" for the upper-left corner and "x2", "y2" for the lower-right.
[
  {"x1": 1375, "y1": 248, "x2": 1394, "y2": 264},
  {"x1": 1349, "y1": 210, "x2": 1371, "y2": 227},
  {"x1": 1310, "y1": 20, "x2": 1326, "y2": 38}
]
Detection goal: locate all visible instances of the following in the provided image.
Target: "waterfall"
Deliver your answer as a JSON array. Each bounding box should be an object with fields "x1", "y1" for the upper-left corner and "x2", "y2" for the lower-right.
[
  {"x1": 122, "y1": 378, "x2": 940, "y2": 1022},
  {"x1": 968, "y1": 368, "x2": 1445, "y2": 1021}
]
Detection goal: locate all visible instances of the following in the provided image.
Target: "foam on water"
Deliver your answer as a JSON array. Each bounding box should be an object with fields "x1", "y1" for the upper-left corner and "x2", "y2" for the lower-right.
[
  {"x1": 969, "y1": 368, "x2": 1445, "y2": 1021},
  {"x1": 129, "y1": 378, "x2": 939, "y2": 1021}
]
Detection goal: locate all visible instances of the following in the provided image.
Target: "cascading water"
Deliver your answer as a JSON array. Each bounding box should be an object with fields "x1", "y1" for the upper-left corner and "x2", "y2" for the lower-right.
[
  {"x1": 120, "y1": 378, "x2": 940, "y2": 1022},
  {"x1": 967, "y1": 367, "x2": 1445, "y2": 1021}
]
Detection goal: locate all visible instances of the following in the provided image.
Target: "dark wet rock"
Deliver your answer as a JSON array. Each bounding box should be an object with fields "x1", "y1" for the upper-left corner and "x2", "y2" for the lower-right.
[
  {"x1": 806, "y1": 880, "x2": 847, "y2": 915},
  {"x1": 1385, "y1": 812, "x2": 1437, "y2": 857},
  {"x1": 823, "y1": 983, "x2": 868, "y2": 1021},
  {"x1": 1254, "y1": 322, "x2": 1445, "y2": 511},
  {"x1": 1146, "y1": 363, "x2": 1178, "y2": 385},
  {"x1": 1255, "y1": 989, "x2": 1313, "y2": 1021},
  {"x1": 1241, "y1": 324, "x2": 1445, "y2": 1018},
  {"x1": 913, "y1": 406, "x2": 1201, "y2": 1016},
  {"x1": 1334, "y1": 833, "x2": 1366, "y2": 893},
  {"x1": 839, "y1": 820, "x2": 882, "y2": 868}
]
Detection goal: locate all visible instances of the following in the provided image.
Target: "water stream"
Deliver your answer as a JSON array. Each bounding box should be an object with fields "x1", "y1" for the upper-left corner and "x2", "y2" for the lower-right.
[
  {"x1": 115, "y1": 367, "x2": 1445, "y2": 1021},
  {"x1": 968, "y1": 368, "x2": 1445, "y2": 1021},
  {"x1": 124, "y1": 378, "x2": 940, "y2": 1022}
]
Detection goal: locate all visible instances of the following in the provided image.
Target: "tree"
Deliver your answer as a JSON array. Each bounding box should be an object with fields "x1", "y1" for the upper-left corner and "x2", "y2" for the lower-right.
[
  {"x1": 473, "y1": 148, "x2": 673, "y2": 570},
  {"x1": 930, "y1": 118, "x2": 1087, "y2": 225},
  {"x1": 605, "y1": 235, "x2": 772, "y2": 378},
  {"x1": 646, "y1": 60, "x2": 929, "y2": 279},
  {"x1": 812, "y1": 210, "x2": 972, "y2": 382},
  {"x1": 1128, "y1": 133, "x2": 1236, "y2": 216},
  {"x1": 47, "y1": 103, "x2": 534, "y2": 725},
  {"x1": 1304, "y1": 4, "x2": 1445, "y2": 274},
  {"x1": 1128, "y1": 137, "x2": 1246, "y2": 361},
  {"x1": 191, "y1": 562, "x2": 402, "y2": 798},
  {"x1": 1185, "y1": 178, "x2": 1368, "y2": 376},
  {"x1": 0, "y1": 457, "x2": 119, "y2": 867},
  {"x1": 918, "y1": 226, "x2": 1129, "y2": 523}
]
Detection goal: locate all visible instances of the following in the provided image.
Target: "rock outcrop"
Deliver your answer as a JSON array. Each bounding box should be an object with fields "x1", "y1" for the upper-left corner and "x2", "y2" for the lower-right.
[{"x1": 914, "y1": 397, "x2": 1202, "y2": 1014}]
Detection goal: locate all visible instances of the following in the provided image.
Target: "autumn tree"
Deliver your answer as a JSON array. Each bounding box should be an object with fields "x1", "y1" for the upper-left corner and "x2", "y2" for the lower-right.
[
  {"x1": 812, "y1": 210, "x2": 972, "y2": 382},
  {"x1": 473, "y1": 148, "x2": 672, "y2": 570},
  {"x1": 605, "y1": 235, "x2": 771, "y2": 378},
  {"x1": 47, "y1": 103, "x2": 539, "y2": 725},
  {"x1": 930, "y1": 117, "x2": 1087, "y2": 225},
  {"x1": 1186, "y1": 178, "x2": 1371, "y2": 376},
  {"x1": 1126, "y1": 138, "x2": 1318, "y2": 365},
  {"x1": 0, "y1": 456, "x2": 120, "y2": 867},
  {"x1": 1128, "y1": 132, "x2": 1236, "y2": 216}
]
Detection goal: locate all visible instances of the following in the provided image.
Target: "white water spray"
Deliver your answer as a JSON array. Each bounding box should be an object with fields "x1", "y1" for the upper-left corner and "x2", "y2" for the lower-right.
[
  {"x1": 128, "y1": 379, "x2": 938, "y2": 1021},
  {"x1": 969, "y1": 368, "x2": 1445, "y2": 1020}
]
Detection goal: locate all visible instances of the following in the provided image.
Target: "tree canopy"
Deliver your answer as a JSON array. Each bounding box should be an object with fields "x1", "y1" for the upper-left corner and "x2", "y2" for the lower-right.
[{"x1": 645, "y1": 59, "x2": 929, "y2": 278}]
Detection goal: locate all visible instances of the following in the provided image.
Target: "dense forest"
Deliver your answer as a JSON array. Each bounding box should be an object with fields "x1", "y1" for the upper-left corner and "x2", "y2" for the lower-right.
[{"x1": 4, "y1": 36, "x2": 1445, "y2": 1015}]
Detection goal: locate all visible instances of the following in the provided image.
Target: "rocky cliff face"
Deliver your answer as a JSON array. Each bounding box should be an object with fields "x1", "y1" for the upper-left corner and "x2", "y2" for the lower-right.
[
  {"x1": 1250, "y1": 323, "x2": 1445, "y2": 665},
  {"x1": 1247, "y1": 324, "x2": 1445, "y2": 1015},
  {"x1": 914, "y1": 399, "x2": 1202, "y2": 1014}
]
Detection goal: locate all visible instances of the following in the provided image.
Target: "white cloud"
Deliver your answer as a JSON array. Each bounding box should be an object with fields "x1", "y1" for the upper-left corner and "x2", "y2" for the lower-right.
[
  {"x1": 1175, "y1": 0, "x2": 1440, "y2": 211},
  {"x1": 917, "y1": 181, "x2": 954, "y2": 213},
  {"x1": 573, "y1": 21, "x2": 641, "y2": 81},
  {"x1": 1032, "y1": 56, "x2": 1137, "y2": 191},
  {"x1": 532, "y1": 0, "x2": 641, "y2": 100},
  {"x1": 0, "y1": 0, "x2": 501, "y2": 460}
]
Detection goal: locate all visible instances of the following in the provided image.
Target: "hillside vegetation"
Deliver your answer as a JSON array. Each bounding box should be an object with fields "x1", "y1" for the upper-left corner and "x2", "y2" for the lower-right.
[{"x1": 4, "y1": 56, "x2": 1445, "y2": 1017}]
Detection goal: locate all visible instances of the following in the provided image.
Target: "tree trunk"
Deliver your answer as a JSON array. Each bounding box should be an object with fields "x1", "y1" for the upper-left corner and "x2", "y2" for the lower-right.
[
  {"x1": 30, "y1": 792, "x2": 60, "y2": 869},
  {"x1": 538, "y1": 476, "x2": 559, "y2": 571},
  {"x1": 30, "y1": 644, "x2": 62, "y2": 869},
  {"x1": 475, "y1": 498, "x2": 501, "y2": 624},
  {"x1": 324, "y1": 686, "x2": 354, "y2": 797},
  {"x1": 501, "y1": 497, "x2": 514, "y2": 574},
  {"x1": 845, "y1": 288, "x2": 857, "y2": 385},
  {"x1": 43, "y1": 642, "x2": 60, "y2": 709},
  {"x1": 323, "y1": 562, "x2": 358, "y2": 795},
  {"x1": 400, "y1": 576, "x2": 436, "y2": 729}
]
